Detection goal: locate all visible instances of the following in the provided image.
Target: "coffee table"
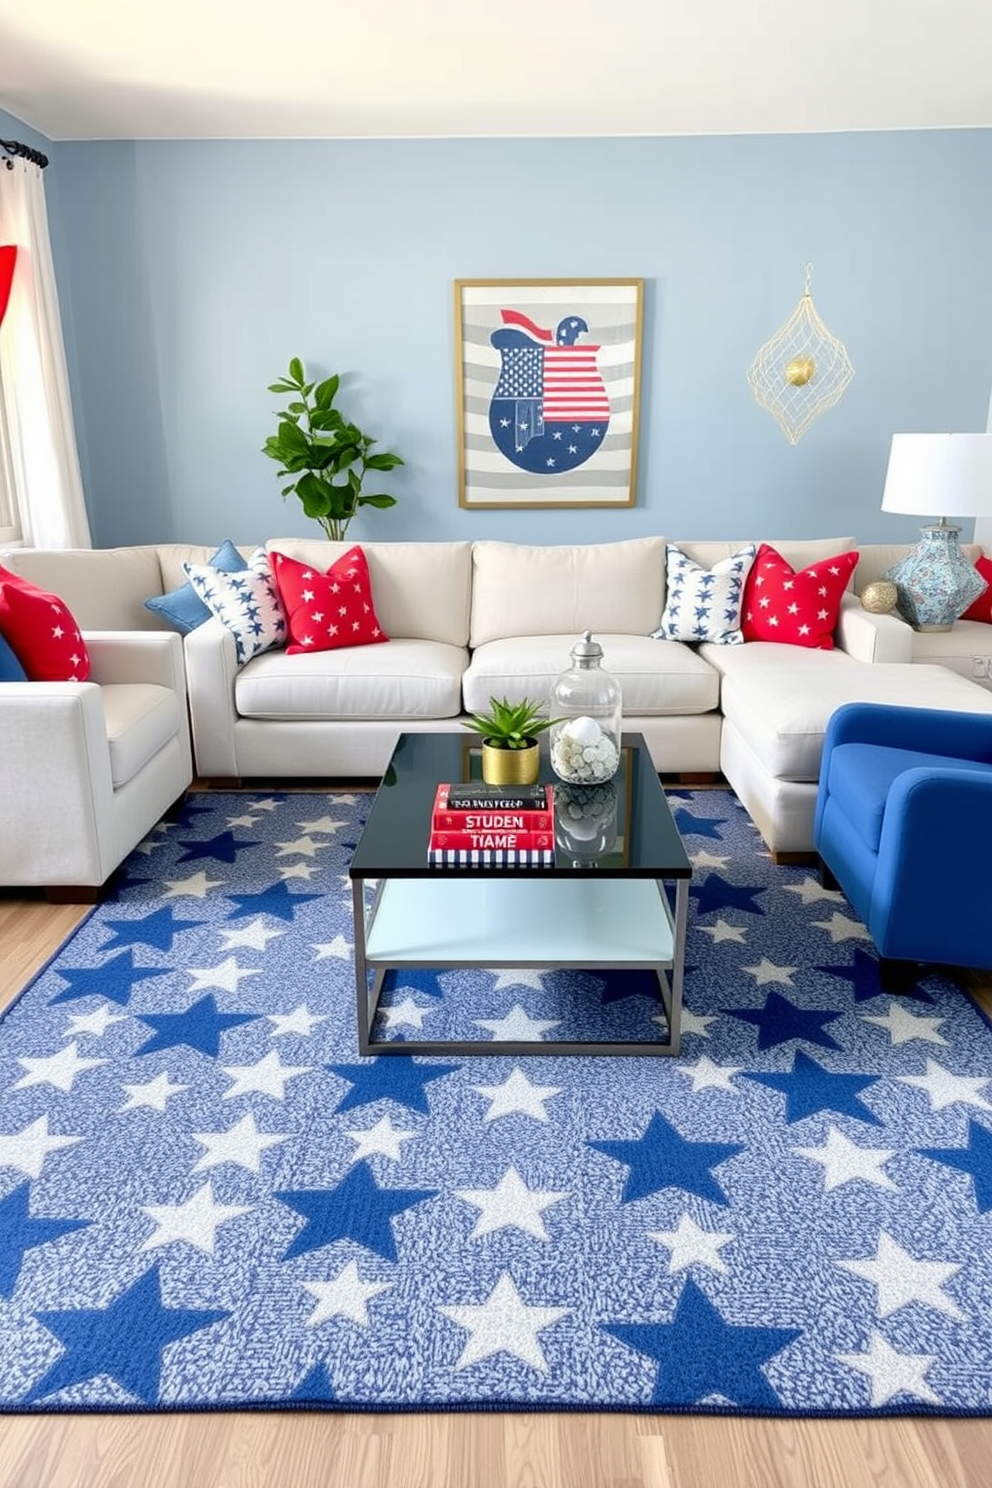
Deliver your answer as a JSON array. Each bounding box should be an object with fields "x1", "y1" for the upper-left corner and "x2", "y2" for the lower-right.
[{"x1": 348, "y1": 731, "x2": 692, "y2": 1057}]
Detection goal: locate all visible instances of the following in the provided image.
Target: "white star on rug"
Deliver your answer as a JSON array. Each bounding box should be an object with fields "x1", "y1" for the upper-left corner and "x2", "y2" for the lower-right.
[
  {"x1": 62, "y1": 1004, "x2": 127, "y2": 1038},
  {"x1": 689, "y1": 849, "x2": 731, "y2": 872},
  {"x1": 267, "y1": 1005, "x2": 327, "y2": 1038},
  {"x1": 162, "y1": 870, "x2": 226, "y2": 900},
  {"x1": 472, "y1": 1067, "x2": 561, "y2": 1122},
  {"x1": 675, "y1": 1055, "x2": 743, "y2": 1093},
  {"x1": 345, "y1": 1115, "x2": 417, "y2": 1163},
  {"x1": 185, "y1": 956, "x2": 262, "y2": 994},
  {"x1": 489, "y1": 969, "x2": 548, "y2": 993},
  {"x1": 0, "y1": 1114, "x2": 81, "y2": 1178},
  {"x1": 192, "y1": 1112, "x2": 288, "y2": 1173},
  {"x1": 835, "y1": 1329, "x2": 941, "y2": 1408},
  {"x1": 381, "y1": 997, "x2": 433, "y2": 1031},
  {"x1": 678, "y1": 1008, "x2": 716, "y2": 1038},
  {"x1": 649, "y1": 1212, "x2": 735, "y2": 1274},
  {"x1": 133, "y1": 835, "x2": 164, "y2": 856},
  {"x1": 278, "y1": 861, "x2": 318, "y2": 881},
  {"x1": 220, "y1": 1051, "x2": 313, "y2": 1101},
  {"x1": 837, "y1": 1231, "x2": 965, "y2": 1319},
  {"x1": 811, "y1": 911, "x2": 871, "y2": 943},
  {"x1": 697, "y1": 919, "x2": 748, "y2": 944},
  {"x1": 474, "y1": 1005, "x2": 561, "y2": 1042},
  {"x1": 862, "y1": 1004, "x2": 948, "y2": 1047},
  {"x1": 303, "y1": 1261, "x2": 393, "y2": 1327},
  {"x1": 897, "y1": 1058, "x2": 992, "y2": 1113},
  {"x1": 275, "y1": 835, "x2": 329, "y2": 859},
  {"x1": 784, "y1": 876, "x2": 844, "y2": 905},
  {"x1": 295, "y1": 814, "x2": 348, "y2": 834},
  {"x1": 250, "y1": 798, "x2": 281, "y2": 811},
  {"x1": 742, "y1": 957, "x2": 797, "y2": 987},
  {"x1": 140, "y1": 1180, "x2": 251, "y2": 1255},
  {"x1": 794, "y1": 1126, "x2": 898, "y2": 1192},
  {"x1": 455, "y1": 1166, "x2": 569, "y2": 1241},
  {"x1": 13, "y1": 1042, "x2": 107, "y2": 1093},
  {"x1": 119, "y1": 1071, "x2": 188, "y2": 1112},
  {"x1": 313, "y1": 935, "x2": 351, "y2": 960},
  {"x1": 439, "y1": 1272, "x2": 569, "y2": 1373},
  {"x1": 226, "y1": 812, "x2": 260, "y2": 830},
  {"x1": 218, "y1": 918, "x2": 285, "y2": 951}
]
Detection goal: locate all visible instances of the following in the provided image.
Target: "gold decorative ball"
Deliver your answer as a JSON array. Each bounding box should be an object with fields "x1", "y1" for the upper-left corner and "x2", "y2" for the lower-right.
[
  {"x1": 784, "y1": 356, "x2": 816, "y2": 387},
  {"x1": 861, "y1": 580, "x2": 899, "y2": 615}
]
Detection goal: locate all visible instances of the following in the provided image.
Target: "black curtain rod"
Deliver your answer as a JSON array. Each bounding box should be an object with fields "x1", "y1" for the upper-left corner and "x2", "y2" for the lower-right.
[{"x1": 0, "y1": 138, "x2": 49, "y2": 170}]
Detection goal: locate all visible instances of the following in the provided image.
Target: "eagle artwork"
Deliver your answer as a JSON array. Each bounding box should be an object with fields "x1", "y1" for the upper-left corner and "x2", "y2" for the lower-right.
[{"x1": 488, "y1": 308, "x2": 610, "y2": 476}]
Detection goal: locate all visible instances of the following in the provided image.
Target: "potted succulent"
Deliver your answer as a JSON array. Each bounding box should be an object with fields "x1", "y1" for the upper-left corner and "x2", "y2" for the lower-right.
[
  {"x1": 463, "y1": 695, "x2": 562, "y2": 786},
  {"x1": 262, "y1": 358, "x2": 404, "y2": 541}
]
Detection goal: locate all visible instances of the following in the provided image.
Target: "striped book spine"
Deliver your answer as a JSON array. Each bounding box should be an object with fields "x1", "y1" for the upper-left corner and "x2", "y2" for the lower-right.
[{"x1": 427, "y1": 848, "x2": 555, "y2": 869}]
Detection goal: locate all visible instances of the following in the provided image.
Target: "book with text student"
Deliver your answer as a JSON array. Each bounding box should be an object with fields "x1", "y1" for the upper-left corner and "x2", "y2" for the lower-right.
[{"x1": 432, "y1": 782, "x2": 554, "y2": 832}]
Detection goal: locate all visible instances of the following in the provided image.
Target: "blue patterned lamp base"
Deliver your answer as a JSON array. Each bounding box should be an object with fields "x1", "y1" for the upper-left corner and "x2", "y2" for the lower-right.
[{"x1": 882, "y1": 523, "x2": 985, "y2": 631}]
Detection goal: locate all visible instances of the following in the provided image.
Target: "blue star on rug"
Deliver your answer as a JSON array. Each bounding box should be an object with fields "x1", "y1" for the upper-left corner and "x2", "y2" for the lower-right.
[
  {"x1": 741, "y1": 1049, "x2": 885, "y2": 1127},
  {"x1": 918, "y1": 1120, "x2": 992, "y2": 1213},
  {"x1": 691, "y1": 875, "x2": 767, "y2": 918},
  {"x1": 132, "y1": 994, "x2": 261, "y2": 1057},
  {"x1": 46, "y1": 949, "x2": 172, "y2": 1007},
  {"x1": 327, "y1": 1060, "x2": 460, "y2": 1115},
  {"x1": 101, "y1": 906, "x2": 205, "y2": 954},
  {"x1": 815, "y1": 947, "x2": 934, "y2": 1005},
  {"x1": 726, "y1": 991, "x2": 844, "y2": 1051},
  {"x1": 277, "y1": 1164, "x2": 437, "y2": 1262},
  {"x1": 673, "y1": 808, "x2": 727, "y2": 840},
  {"x1": 176, "y1": 830, "x2": 262, "y2": 865},
  {"x1": 0, "y1": 1183, "x2": 90, "y2": 1297},
  {"x1": 289, "y1": 1362, "x2": 336, "y2": 1402},
  {"x1": 589, "y1": 1111, "x2": 744, "y2": 1205},
  {"x1": 605, "y1": 1278, "x2": 801, "y2": 1409},
  {"x1": 30, "y1": 1264, "x2": 229, "y2": 1404},
  {"x1": 224, "y1": 881, "x2": 324, "y2": 922}
]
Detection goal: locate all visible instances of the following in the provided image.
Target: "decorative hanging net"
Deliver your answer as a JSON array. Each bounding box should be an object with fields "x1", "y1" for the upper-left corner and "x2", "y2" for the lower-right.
[{"x1": 746, "y1": 264, "x2": 854, "y2": 445}]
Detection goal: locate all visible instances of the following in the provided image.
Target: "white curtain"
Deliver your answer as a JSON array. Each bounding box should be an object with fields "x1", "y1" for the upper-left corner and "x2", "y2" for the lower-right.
[{"x1": 0, "y1": 155, "x2": 91, "y2": 548}]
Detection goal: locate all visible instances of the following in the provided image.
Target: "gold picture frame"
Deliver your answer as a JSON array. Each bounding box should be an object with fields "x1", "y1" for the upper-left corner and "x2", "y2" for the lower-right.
[{"x1": 454, "y1": 278, "x2": 644, "y2": 510}]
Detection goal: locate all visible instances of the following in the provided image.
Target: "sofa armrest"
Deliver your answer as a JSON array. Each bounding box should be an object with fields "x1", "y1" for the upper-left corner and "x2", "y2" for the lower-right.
[
  {"x1": 822, "y1": 701, "x2": 992, "y2": 761},
  {"x1": 835, "y1": 594, "x2": 914, "y2": 663},
  {"x1": 84, "y1": 631, "x2": 186, "y2": 693},
  {"x1": 183, "y1": 617, "x2": 240, "y2": 776}
]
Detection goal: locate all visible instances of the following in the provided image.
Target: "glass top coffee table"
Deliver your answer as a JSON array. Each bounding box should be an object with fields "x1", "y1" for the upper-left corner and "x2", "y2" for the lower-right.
[{"x1": 349, "y1": 731, "x2": 692, "y2": 1057}]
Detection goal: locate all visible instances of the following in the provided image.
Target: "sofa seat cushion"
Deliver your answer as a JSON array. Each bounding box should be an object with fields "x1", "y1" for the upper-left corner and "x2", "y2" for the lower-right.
[
  {"x1": 101, "y1": 683, "x2": 184, "y2": 789},
  {"x1": 463, "y1": 635, "x2": 720, "y2": 717},
  {"x1": 827, "y1": 742, "x2": 992, "y2": 852},
  {"x1": 233, "y1": 639, "x2": 467, "y2": 721},
  {"x1": 719, "y1": 661, "x2": 992, "y2": 783}
]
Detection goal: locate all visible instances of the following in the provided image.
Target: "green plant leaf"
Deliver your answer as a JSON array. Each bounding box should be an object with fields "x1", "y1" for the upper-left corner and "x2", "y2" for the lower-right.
[
  {"x1": 287, "y1": 357, "x2": 305, "y2": 385},
  {"x1": 296, "y1": 472, "x2": 333, "y2": 519},
  {"x1": 365, "y1": 452, "x2": 405, "y2": 471},
  {"x1": 358, "y1": 494, "x2": 397, "y2": 508},
  {"x1": 313, "y1": 375, "x2": 340, "y2": 409}
]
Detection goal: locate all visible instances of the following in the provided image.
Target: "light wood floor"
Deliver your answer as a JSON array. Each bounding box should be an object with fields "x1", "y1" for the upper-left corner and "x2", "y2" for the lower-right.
[{"x1": 2, "y1": 870, "x2": 992, "y2": 1488}]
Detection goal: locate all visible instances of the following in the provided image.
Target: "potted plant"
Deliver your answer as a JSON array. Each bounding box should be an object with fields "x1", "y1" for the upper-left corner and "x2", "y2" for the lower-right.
[
  {"x1": 463, "y1": 695, "x2": 562, "y2": 786},
  {"x1": 262, "y1": 358, "x2": 404, "y2": 542}
]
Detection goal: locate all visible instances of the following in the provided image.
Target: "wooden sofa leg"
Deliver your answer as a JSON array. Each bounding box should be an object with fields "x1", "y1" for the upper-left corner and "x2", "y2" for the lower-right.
[
  {"x1": 772, "y1": 850, "x2": 818, "y2": 867},
  {"x1": 46, "y1": 885, "x2": 102, "y2": 905},
  {"x1": 878, "y1": 956, "x2": 921, "y2": 994},
  {"x1": 819, "y1": 858, "x2": 840, "y2": 891}
]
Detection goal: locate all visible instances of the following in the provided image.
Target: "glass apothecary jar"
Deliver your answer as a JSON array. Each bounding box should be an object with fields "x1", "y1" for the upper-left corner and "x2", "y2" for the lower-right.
[
  {"x1": 548, "y1": 631, "x2": 622, "y2": 784},
  {"x1": 554, "y1": 779, "x2": 619, "y2": 865}
]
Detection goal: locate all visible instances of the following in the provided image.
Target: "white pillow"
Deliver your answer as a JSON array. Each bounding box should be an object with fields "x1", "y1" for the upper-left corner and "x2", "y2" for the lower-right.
[
  {"x1": 652, "y1": 543, "x2": 756, "y2": 646},
  {"x1": 184, "y1": 547, "x2": 287, "y2": 664}
]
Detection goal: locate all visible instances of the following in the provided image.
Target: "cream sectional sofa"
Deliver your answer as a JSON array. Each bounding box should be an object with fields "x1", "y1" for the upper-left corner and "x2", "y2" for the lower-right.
[{"x1": 5, "y1": 533, "x2": 992, "y2": 856}]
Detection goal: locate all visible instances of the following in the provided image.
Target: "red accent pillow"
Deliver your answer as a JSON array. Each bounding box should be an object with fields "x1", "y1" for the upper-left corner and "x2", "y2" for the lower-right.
[
  {"x1": 961, "y1": 556, "x2": 992, "y2": 623},
  {"x1": 270, "y1": 546, "x2": 389, "y2": 654},
  {"x1": 740, "y1": 544, "x2": 859, "y2": 650},
  {"x1": 0, "y1": 567, "x2": 91, "y2": 681}
]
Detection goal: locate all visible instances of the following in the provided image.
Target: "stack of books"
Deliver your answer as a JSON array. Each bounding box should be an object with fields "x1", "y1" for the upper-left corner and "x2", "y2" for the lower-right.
[{"x1": 428, "y1": 782, "x2": 555, "y2": 867}]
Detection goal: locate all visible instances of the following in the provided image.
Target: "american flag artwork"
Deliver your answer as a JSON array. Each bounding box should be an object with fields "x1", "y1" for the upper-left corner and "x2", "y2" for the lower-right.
[{"x1": 456, "y1": 280, "x2": 643, "y2": 509}]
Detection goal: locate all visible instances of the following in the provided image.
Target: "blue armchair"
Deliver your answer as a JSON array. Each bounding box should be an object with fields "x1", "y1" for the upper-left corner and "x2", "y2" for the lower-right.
[{"x1": 814, "y1": 702, "x2": 992, "y2": 986}]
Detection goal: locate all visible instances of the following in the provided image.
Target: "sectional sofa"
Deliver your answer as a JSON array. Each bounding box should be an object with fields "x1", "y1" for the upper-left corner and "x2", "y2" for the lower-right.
[{"x1": 5, "y1": 534, "x2": 992, "y2": 856}]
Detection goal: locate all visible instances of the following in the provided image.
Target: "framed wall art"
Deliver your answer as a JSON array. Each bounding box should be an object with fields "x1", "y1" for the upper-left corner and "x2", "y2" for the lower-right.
[{"x1": 454, "y1": 278, "x2": 644, "y2": 510}]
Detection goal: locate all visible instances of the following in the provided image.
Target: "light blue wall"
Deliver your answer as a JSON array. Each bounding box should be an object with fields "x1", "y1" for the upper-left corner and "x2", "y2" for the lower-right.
[{"x1": 25, "y1": 128, "x2": 992, "y2": 547}]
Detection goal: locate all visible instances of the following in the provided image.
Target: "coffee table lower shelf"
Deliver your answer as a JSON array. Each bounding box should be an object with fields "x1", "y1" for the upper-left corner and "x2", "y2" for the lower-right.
[{"x1": 352, "y1": 875, "x2": 688, "y2": 1058}]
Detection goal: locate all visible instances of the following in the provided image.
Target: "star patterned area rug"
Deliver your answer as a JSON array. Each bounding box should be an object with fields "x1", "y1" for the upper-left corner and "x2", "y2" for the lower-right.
[{"x1": 2, "y1": 788, "x2": 992, "y2": 1416}]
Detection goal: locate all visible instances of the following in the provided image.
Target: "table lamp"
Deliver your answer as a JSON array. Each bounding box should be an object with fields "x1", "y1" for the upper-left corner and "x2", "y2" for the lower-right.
[{"x1": 880, "y1": 432, "x2": 992, "y2": 631}]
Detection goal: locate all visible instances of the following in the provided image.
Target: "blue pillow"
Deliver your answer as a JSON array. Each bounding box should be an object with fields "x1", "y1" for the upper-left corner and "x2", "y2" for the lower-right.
[
  {"x1": 0, "y1": 627, "x2": 28, "y2": 681},
  {"x1": 144, "y1": 539, "x2": 248, "y2": 634}
]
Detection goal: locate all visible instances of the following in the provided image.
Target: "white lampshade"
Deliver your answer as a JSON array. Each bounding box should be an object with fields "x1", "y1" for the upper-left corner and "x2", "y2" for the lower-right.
[{"x1": 881, "y1": 433, "x2": 992, "y2": 519}]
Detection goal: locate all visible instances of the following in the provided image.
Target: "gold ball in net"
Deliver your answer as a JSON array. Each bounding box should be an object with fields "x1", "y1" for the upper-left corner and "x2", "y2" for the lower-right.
[
  {"x1": 861, "y1": 580, "x2": 899, "y2": 614},
  {"x1": 784, "y1": 356, "x2": 816, "y2": 387}
]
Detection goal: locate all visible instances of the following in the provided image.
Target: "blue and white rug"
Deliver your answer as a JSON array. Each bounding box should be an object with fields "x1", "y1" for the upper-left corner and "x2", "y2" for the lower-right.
[{"x1": 2, "y1": 789, "x2": 991, "y2": 1416}]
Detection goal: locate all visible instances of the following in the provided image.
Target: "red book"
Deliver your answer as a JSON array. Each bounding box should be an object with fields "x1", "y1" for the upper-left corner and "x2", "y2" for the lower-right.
[
  {"x1": 429, "y1": 828, "x2": 554, "y2": 851},
  {"x1": 432, "y1": 782, "x2": 554, "y2": 833}
]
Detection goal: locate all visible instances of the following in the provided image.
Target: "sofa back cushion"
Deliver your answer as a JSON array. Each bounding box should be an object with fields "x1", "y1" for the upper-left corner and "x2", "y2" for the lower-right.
[
  {"x1": 0, "y1": 546, "x2": 169, "y2": 630},
  {"x1": 470, "y1": 538, "x2": 665, "y2": 648},
  {"x1": 267, "y1": 539, "x2": 472, "y2": 647}
]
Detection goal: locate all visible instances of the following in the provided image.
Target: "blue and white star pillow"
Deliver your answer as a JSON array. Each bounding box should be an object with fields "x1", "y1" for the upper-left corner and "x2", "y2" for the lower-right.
[
  {"x1": 652, "y1": 543, "x2": 756, "y2": 645},
  {"x1": 184, "y1": 547, "x2": 287, "y2": 665}
]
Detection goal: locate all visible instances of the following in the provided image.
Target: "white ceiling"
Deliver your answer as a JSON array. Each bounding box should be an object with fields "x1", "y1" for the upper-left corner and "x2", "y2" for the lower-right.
[{"x1": 1, "y1": 0, "x2": 991, "y2": 143}]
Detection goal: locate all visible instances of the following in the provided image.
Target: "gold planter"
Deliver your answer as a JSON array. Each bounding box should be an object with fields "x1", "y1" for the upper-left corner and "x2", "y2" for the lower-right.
[{"x1": 481, "y1": 740, "x2": 541, "y2": 786}]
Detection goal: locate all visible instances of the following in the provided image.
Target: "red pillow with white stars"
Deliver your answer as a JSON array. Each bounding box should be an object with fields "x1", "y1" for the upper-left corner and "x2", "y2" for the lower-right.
[
  {"x1": 961, "y1": 556, "x2": 992, "y2": 623},
  {"x1": 0, "y1": 567, "x2": 91, "y2": 681},
  {"x1": 740, "y1": 544, "x2": 859, "y2": 650},
  {"x1": 270, "y1": 546, "x2": 389, "y2": 654}
]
